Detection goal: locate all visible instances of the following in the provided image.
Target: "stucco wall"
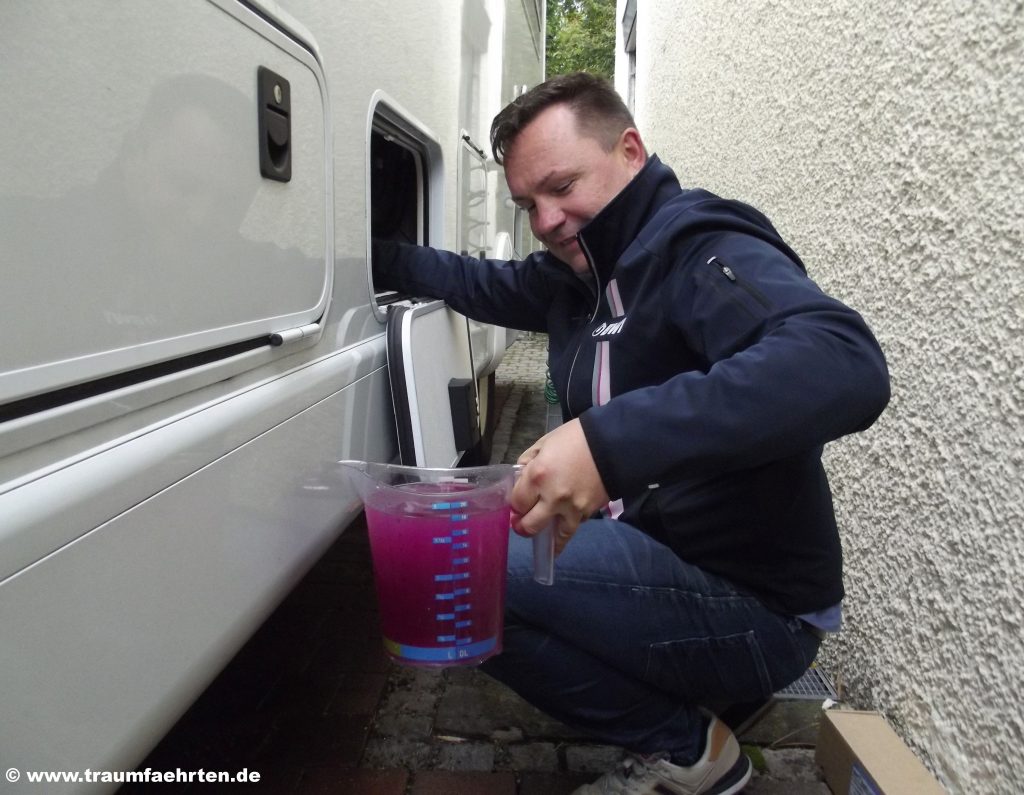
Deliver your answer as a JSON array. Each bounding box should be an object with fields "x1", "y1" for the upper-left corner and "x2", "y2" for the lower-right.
[{"x1": 619, "y1": 2, "x2": 1024, "y2": 792}]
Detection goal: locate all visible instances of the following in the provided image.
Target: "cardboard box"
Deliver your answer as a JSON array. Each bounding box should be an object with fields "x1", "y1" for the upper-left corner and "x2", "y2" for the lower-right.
[{"x1": 815, "y1": 710, "x2": 947, "y2": 794}]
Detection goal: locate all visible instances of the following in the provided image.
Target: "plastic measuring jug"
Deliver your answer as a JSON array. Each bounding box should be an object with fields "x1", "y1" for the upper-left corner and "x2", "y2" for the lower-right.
[{"x1": 340, "y1": 460, "x2": 554, "y2": 667}]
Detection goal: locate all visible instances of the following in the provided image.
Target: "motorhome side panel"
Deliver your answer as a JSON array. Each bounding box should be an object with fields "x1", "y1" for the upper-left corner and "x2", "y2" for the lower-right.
[
  {"x1": 1, "y1": 0, "x2": 330, "y2": 409},
  {"x1": 0, "y1": 1, "x2": 392, "y2": 788},
  {"x1": 0, "y1": 357, "x2": 393, "y2": 783}
]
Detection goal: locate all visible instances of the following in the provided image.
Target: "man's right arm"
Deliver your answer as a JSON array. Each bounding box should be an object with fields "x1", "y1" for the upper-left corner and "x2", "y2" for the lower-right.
[{"x1": 371, "y1": 239, "x2": 551, "y2": 332}]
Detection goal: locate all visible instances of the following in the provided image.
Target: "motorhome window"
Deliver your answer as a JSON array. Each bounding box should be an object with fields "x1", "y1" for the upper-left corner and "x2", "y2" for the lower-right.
[
  {"x1": 370, "y1": 126, "x2": 427, "y2": 304},
  {"x1": 371, "y1": 133, "x2": 422, "y2": 245}
]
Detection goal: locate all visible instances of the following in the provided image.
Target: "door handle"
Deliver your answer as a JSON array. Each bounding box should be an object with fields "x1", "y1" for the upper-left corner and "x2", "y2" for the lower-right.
[{"x1": 257, "y1": 66, "x2": 291, "y2": 182}]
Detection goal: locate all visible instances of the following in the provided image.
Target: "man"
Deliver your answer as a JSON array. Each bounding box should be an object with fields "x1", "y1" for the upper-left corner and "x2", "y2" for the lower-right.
[{"x1": 373, "y1": 72, "x2": 890, "y2": 795}]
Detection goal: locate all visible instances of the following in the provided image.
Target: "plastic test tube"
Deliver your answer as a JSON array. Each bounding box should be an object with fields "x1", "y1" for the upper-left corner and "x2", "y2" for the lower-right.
[
  {"x1": 532, "y1": 524, "x2": 555, "y2": 586},
  {"x1": 511, "y1": 465, "x2": 555, "y2": 586}
]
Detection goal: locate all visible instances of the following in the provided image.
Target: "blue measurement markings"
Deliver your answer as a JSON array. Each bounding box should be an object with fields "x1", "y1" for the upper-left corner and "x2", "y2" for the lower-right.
[
  {"x1": 431, "y1": 498, "x2": 474, "y2": 647},
  {"x1": 431, "y1": 501, "x2": 469, "y2": 510}
]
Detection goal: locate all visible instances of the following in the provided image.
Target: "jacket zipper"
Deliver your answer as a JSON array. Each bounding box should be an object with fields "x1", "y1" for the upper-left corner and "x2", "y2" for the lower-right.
[
  {"x1": 706, "y1": 255, "x2": 773, "y2": 310},
  {"x1": 564, "y1": 234, "x2": 602, "y2": 417}
]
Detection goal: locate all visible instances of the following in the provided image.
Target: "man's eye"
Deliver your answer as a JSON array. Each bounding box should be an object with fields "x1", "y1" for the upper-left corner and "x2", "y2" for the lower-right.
[{"x1": 553, "y1": 181, "x2": 573, "y2": 194}]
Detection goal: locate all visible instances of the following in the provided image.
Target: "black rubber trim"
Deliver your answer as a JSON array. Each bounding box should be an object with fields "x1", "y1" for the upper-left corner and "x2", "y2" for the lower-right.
[
  {"x1": 0, "y1": 336, "x2": 271, "y2": 425},
  {"x1": 236, "y1": 0, "x2": 313, "y2": 54},
  {"x1": 385, "y1": 304, "x2": 417, "y2": 465}
]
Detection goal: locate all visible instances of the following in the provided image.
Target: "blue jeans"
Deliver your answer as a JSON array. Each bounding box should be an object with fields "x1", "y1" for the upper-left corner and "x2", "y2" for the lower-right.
[{"x1": 480, "y1": 518, "x2": 821, "y2": 762}]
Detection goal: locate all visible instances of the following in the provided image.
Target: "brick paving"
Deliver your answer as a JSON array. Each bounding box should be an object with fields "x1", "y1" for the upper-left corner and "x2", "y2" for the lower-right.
[{"x1": 129, "y1": 333, "x2": 832, "y2": 794}]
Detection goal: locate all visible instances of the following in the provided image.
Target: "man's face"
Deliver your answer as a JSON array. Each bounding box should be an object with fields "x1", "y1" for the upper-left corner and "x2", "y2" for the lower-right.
[{"x1": 504, "y1": 104, "x2": 645, "y2": 273}]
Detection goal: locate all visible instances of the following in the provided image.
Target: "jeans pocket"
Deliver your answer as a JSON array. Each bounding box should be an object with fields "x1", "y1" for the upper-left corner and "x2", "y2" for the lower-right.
[{"x1": 645, "y1": 631, "x2": 774, "y2": 703}]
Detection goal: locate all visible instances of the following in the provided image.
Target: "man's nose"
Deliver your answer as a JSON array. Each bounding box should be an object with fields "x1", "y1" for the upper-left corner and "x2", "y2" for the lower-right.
[{"x1": 531, "y1": 200, "x2": 565, "y2": 239}]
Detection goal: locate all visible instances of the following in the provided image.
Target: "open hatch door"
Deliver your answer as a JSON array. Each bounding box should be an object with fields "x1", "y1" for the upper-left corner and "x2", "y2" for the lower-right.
[{"x1": 386, "y1": 300, "x2": 479, "y2": 468}]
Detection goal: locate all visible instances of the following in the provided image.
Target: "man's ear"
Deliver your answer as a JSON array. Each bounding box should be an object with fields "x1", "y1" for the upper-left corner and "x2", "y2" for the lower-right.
[{"x1": 619, "y1": 127, "x2": 647, "y2": 173}]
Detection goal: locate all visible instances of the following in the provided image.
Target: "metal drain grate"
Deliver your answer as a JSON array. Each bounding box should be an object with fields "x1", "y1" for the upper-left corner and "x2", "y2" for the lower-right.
[{"x1": 775, "y1": 666, "x2": 839, "y2": 701}]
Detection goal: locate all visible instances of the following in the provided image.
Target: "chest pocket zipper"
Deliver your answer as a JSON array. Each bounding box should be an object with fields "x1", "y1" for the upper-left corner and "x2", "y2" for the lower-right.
[{"x1": 706, "y1": 255, "x2": 774, "y2": 311}]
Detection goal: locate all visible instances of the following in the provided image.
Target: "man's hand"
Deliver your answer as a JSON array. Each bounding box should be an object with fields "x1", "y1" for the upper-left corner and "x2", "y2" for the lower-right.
[{"x1": 511, "y1": 418, "x2": 610, "y2": 555}]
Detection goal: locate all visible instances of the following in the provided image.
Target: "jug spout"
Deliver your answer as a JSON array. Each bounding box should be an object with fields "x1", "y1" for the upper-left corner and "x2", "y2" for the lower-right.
[{"x1": 337, "y1": 459, "x2": 373, "y2": 500}]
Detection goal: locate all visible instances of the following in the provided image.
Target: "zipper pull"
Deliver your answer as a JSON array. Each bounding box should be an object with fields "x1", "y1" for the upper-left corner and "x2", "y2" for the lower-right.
[{"x1": 707, "y1": 256, "x2": 736, "y2": 282}]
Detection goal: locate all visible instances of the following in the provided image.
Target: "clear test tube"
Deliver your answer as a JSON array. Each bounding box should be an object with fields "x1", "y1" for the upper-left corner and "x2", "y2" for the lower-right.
[
  {"x1": 512, "y1": 465, "x2": 555, "y2": 586},
  {"x1": 531, "y1": 524, "x2": 555, "y2": 586}
]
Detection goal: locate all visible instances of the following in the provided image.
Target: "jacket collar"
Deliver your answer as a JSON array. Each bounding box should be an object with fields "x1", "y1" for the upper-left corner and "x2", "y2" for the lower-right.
[{"x1": 576, "y1": 154, "x2": 682, "y2": 282}]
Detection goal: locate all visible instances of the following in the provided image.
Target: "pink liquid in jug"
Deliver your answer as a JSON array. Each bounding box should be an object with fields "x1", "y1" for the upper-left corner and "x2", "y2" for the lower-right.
[{"x1": 365, "y1": 484, "x2": 510, "y2": 666}]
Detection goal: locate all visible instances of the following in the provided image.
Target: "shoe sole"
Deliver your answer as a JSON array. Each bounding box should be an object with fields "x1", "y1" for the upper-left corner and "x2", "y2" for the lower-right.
[{"x1": 707, "y1": 754, "x2": 752, "y2": 795}]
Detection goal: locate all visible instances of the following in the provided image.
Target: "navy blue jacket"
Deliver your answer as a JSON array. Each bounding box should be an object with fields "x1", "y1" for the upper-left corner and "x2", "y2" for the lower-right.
[{"x1": 373, "y1": 155, "x2": 890, "y2": 615}]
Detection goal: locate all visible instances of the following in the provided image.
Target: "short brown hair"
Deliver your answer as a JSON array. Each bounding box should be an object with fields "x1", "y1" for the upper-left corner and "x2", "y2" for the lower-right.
[{"x1": 490, "y1": 72, "x2": 636, "y2": 165}]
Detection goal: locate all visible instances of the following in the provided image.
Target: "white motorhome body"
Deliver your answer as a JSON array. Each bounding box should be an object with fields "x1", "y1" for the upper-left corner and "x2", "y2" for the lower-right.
[{"x1": 0, "y1": 0, "x2": 542, "y2": 787}]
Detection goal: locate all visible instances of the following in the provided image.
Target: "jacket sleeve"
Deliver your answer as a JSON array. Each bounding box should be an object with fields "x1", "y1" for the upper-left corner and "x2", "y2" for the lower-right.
[
  {"x1": 578, "y1": 236, "x2": 891, "y2": 499},
  {"x1": 372, "y1": 239, "x2": 552, "y2": 332}
]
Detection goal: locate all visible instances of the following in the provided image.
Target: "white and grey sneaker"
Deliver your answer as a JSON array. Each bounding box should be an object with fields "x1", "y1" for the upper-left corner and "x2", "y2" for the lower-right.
[{"x1": 572, "y1": 716, "x2": 752, "y2": 795}]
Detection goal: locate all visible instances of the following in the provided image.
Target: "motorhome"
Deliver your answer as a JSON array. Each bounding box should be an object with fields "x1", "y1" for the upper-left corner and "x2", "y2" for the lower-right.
[{"x1": 0, "y1": 0, "x2": 543, "y2": 788}]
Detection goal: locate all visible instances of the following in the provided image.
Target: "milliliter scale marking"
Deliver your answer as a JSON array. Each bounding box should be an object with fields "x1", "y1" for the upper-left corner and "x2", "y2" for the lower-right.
[{"x1": 431, "y1": 499, "x2": 476, "y2": 656}]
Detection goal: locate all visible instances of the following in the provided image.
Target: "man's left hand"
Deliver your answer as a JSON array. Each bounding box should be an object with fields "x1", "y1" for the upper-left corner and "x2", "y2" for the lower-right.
[{"x1": 511, "y1": 418, "x2": 610, "y2": 555}]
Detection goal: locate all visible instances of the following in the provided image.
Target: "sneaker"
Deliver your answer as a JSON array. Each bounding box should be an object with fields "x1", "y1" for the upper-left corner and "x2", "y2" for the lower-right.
[{"x1": 572, "y1": 716, "x2": 752, "y2": 795}]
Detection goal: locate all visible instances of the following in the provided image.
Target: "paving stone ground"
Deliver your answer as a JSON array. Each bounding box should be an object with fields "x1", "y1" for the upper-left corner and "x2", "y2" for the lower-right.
[{"x1": 131, "y1": 333, "x2": 833, "y2": 794}]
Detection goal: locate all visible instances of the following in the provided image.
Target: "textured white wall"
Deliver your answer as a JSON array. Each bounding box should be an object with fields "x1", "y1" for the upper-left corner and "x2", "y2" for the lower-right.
[{"x1": 620, "y1": 1, "x2": 1024, "y2": 792}]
